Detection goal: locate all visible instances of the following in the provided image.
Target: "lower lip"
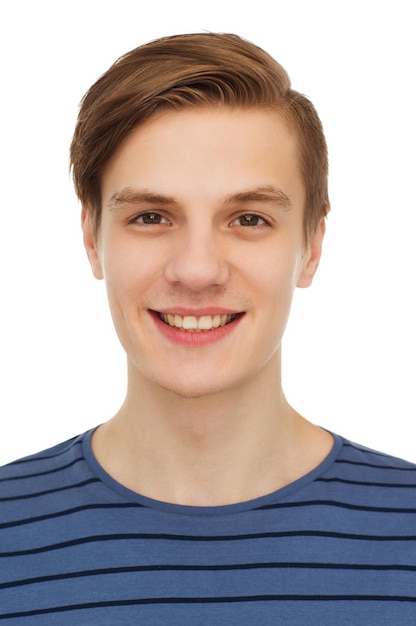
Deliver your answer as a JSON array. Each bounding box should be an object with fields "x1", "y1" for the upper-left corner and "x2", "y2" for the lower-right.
[{"x1": 149, "y1": 311, "x2": 244, "y2": 346}]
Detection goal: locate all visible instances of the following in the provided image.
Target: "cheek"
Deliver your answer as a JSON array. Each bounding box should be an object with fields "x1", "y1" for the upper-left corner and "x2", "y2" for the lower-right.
[
  {"x1": 249, "y1": 245, "x2": 304, "y2": 294},
  {"x1": 249, "y1": 249, "x2": 304, "y2": 332},
  {"x1": 101, "y1": 242, "x2": 168, "y2": 338},
  {"x1": 100, "y1": 244, "x2": 141, "y2": 318},
  {"x1": 101, "y1": 236, "x2": 152, "y2": 291}
]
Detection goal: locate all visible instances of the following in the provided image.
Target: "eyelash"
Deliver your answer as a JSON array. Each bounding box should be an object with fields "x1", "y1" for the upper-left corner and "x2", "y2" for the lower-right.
[
  {"x1": 130, "y1": 212, "x2": 171, "y2": 225},
  {"x1": 129, "y1": 212, "x2": 270, "y2": 228},
  {"x1": 229, "y1": 214, "x2": 269, "y2": 227}
]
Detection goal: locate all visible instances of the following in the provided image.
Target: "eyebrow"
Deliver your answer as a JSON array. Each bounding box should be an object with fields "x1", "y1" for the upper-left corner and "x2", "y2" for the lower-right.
[
  {"x1": 107, "y1": 185, "x2": 292, "y2": 212},
  {"x1": 224, "y1": 186, "x2": 292, "y2": 211},
  {"x1": 108, "y1": 188, "x2": 179, "y2": 211}
]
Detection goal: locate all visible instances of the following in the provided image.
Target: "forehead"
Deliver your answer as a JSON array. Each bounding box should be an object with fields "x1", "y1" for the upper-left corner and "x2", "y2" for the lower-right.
[{"x1": 101, "y1": 107, "x2": 304, "y2": 209}]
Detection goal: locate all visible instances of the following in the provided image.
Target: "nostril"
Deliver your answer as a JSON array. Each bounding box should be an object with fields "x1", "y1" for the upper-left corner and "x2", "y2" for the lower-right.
[{"x1": 164, "y1": 246, "x2": 229, "y2": 290}]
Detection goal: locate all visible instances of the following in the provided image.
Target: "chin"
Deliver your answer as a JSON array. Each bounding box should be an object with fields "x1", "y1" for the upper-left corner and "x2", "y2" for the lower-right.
[
  {"x1": 144, "y1": 367, "x2": 233, "y2": 400},
  {"x1": 158, "y1": 378, "x2": 224, "y2": 400},
  {"x1": 169, "y1": 388, "x2": 217, "y2": 401}
]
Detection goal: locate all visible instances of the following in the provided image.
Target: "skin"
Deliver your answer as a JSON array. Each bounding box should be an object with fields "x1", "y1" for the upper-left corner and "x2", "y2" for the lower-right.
[{"x1": 83, "y1": 107, "x2": 333, "y2": 506}]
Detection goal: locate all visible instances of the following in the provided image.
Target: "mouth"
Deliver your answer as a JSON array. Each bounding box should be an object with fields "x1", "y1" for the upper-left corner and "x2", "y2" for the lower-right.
[{"x1": 156, "y1": 312, "x2": 242, "y2": 332}]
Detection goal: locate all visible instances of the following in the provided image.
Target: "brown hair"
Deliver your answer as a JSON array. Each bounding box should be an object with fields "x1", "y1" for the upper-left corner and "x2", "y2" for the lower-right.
[{"x1": 70, "y1": 33, "x2": 329, "y2": 242}]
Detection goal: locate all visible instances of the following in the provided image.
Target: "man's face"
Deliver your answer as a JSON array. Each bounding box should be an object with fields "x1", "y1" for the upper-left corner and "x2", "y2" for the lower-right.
[{"x1": 83, "y1": 108, "x2": 323, "y2": 398}]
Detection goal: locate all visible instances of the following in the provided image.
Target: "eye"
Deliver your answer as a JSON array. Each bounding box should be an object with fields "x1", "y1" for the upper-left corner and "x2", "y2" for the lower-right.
[
  {"x1": 230, "y1": 214, "x2": 268, "y2": 227},
  {"x1": 131, "y1": 212, "x2": 171, "y2": 225}
]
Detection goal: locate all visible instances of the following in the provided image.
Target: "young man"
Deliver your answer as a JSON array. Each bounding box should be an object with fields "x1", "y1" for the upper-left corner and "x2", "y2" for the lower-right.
[{"x1": 1, "y1": 33, "x2": 415, "y2": 623}]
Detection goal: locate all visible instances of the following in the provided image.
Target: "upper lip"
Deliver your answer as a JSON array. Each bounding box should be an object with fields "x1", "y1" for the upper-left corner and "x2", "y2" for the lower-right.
[{"x1": 152, "y1": 307, "x2": 242, "y2": 316}]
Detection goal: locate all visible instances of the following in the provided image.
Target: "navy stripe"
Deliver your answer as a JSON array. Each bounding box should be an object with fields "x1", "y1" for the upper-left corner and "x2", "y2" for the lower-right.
[
  {"x1": 341, "y1": 443, "x2": 398, "y2": 458},
  {"x1": 335, "y1": 458, "x2": 416, "y2": 471},
  {"x1": 0, "y1": 502, "x2": 143, "y2": 530},
  {"x1": 0, "y1": 478, "x2": 100, "y2": 502},
  {"x1": 4, "y1": 498, "x2": 415, "y2": 526},
  {"x1": 4, "y1": 440, "x2": 82, "y2": 467},
  {"x1": 2, "y1": 594, "x2": 416, "y2": 619},
  {"x1": 2, "y1": 530, "x2": 416, "y2": 557},
  {"x1": 0, "y1": 457, "x2": 85, "y2": 482},
  {"x1": 2, "y1": 561, "x2": 416, "y2": 590},
  {"x1": 254, "y1": 499, "x2": 416, "y2": 513},
  {"x1": 316, "y1": 477, "x2": 416, "y2": 488}
]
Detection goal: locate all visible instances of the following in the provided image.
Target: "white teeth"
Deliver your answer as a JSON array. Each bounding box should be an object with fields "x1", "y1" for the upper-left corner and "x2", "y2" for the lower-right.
[
  {"x1": 160, "y1": 313, "x2": 235, "y2": 331},
  {"x1": 182, "y1": 316, "x2": 198, "y2": 330},
  {"x1": 198, "y1": 315, "x2": 214, "y2": 330},
  {"x1": 212, "y1": 315, "x2": 221, "y2": 328}
]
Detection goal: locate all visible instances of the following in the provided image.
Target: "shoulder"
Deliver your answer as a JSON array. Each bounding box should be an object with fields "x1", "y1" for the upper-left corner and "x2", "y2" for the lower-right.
[
  {"x1": 318, "y1": 433, "x2": 416, "y2": 511},
  {"x1": 0, "y1": 432, "x2": 93, "y2": 508},
  {"x1": 336, "y1": 435, "x2": 416, "y2": 473},
  {"x1": 0, "y1": 433, "x2": 86, "y2": 480}
]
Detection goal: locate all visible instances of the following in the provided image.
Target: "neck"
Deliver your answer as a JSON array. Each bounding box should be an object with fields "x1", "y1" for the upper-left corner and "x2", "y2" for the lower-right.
[{"x1": 91, "y1": 357, "x2": 333, "y2": 506}]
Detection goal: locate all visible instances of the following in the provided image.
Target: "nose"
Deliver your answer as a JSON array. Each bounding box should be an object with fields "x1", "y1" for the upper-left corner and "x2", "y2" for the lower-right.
[{"x1": 164, "y1": 225, "x2": 229, "y2": 291}]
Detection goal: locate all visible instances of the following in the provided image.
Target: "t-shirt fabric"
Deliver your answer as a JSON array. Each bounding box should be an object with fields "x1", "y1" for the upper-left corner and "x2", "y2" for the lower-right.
[{"x1": 1, "y1": 429, "x2": 415, "y2": 624}]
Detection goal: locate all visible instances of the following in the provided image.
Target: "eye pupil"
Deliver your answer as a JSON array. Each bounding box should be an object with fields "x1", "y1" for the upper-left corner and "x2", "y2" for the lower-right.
[
  {"x1": 143, "y1": 213, "x2": 161, "y2": 224},
  {"x1": 240, "y1": 214, "x2": 259, "y2": 226}
]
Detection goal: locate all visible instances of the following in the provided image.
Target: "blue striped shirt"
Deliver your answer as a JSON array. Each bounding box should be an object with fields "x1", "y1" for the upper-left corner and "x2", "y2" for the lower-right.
[{"x1": 1, "y1": 429, "x2": 415, "y2": 624}]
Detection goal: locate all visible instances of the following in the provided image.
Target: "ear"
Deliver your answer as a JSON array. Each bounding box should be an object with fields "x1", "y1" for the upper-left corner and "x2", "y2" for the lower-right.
[
  {"x1": 81, "y1": 208, "x2": 104, "y2": 280},
  {"x1": 297, "y1": 215, "x2": 326, "y2": 288}
]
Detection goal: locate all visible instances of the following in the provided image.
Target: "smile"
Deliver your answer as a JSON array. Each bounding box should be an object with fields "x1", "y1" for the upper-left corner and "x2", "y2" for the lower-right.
[{"x1": 159, "y1": 313, "x2": 239, "y2": 332}]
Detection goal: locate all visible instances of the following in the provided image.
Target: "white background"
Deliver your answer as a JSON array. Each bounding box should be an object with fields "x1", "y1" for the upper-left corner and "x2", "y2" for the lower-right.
[{"x1": 0, "y1": 0, "x2": 415, "y2": 465}]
